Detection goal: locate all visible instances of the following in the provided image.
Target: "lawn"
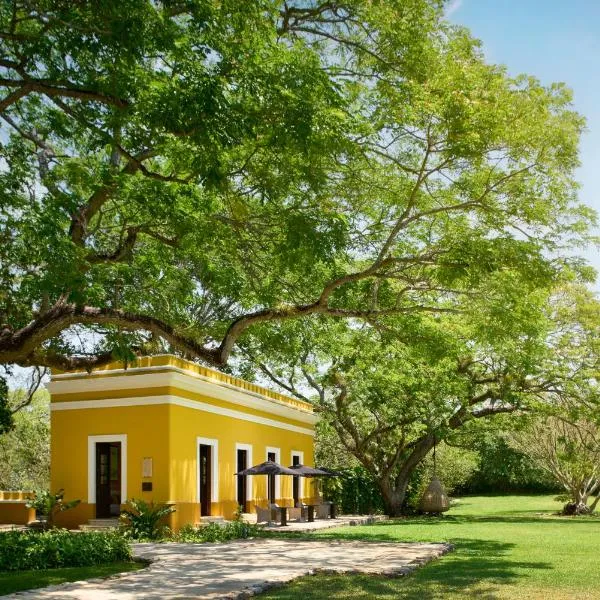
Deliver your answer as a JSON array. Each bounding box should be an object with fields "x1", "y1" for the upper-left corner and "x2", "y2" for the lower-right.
[
  {"x1": 0, "y1": 561, "x2": 144, "y2": 596},
  {"x1": 260, "y1": 495, "x2": 600, "y2": 600}
]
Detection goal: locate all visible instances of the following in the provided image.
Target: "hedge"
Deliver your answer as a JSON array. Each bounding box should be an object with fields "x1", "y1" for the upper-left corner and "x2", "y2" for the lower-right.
[
  {"x1": 0, "y1": 530, "x2": 131, "y2": 572},
  {"x1": 175, "y1": 520, "x2": 260, "y2": 543}
]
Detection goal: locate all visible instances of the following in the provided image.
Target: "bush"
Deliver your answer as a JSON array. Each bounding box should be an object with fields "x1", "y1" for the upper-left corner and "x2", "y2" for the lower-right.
[
  {"x1": 120, "y1": 499, "x2": 175, "y2": 541},
  {"x1": 175, "y1": 520, "x2": 260, "y2": 543},
  {"x1": 0, "y1": 530, "x2": 131, "y2": 572},
  {"x1": 463, "y1": 436, "x2": 558, "y2": 494},
  {"x1": 321, "y1": 467, "x2": 385, "y2": 515}
]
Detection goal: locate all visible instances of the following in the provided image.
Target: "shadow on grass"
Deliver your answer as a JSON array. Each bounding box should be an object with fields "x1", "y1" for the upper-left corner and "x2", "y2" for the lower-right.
[{"x1": 260, "y1": 537, "x2": 552, "y2": 600}]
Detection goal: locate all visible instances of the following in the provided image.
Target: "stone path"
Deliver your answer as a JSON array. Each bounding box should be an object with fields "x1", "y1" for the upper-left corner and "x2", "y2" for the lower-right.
[
  {"x1": 5, "y1": 538, "x2": 451, "y2": 600},
  {"x1": 262, "y1": 514, "x2": 389, "y2": 533}
]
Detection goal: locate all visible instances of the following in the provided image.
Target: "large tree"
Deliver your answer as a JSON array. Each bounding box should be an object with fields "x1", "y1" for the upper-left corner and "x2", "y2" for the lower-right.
[
  {"x1": 0, "y1": 0, "x2": 591, "y2": 377},
  {"x1": 240, "y1": 283, "x2": 600, "y2": 516}
]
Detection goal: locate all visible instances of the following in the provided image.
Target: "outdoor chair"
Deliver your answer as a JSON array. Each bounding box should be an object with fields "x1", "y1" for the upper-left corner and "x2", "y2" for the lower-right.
[
  {"x1": 316, "y1": 502, "x2": 332, "y2": 519},
  {"x1": 255, "y1": 505, "x2": 273, "y2": 525},
  {"x1": 288, "y1": 506, "x2": 303, "y2": 521},
  {"x1": 269, "y1": 503, "x2": 281, "y2": 521}
]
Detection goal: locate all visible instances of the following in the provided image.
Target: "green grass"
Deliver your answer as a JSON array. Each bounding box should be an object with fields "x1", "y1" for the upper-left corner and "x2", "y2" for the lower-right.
[
  {"x1": 0, "y1": 561, "x2": 144, "y2": 596},
  {"x1": 260, "y1": 495, "x2": 600, "y2": 600}
]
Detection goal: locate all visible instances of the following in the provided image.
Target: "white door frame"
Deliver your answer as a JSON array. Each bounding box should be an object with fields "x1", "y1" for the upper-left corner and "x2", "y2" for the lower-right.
[
  {"x1": 235, "y1": 443, "x2": 253, "y2": 504},
  {"x1": 197, "y1": 437, "x2": 219, "y2": 503},
  {"x1": 291, "y1": 450, "x2": 304, "y2": 501},
  {"x1": 265, "y1": 446, "x2": 281, "y2": 501},
  {"x1": 87, "y1": 434, "x2": 128, "y2": 505}
]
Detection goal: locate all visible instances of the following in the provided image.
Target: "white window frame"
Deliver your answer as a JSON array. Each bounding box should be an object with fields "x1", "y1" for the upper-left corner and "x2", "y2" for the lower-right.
[
  {"x1": 291, "y1": 450, "x2": 304, "y2": 500},
  {"x1": 265, "y1": 446, "x2": 281, "y2": 501},
  {"x1": 87, "y1": 434, "x2": 127, "y2": 505},
  {"x1": 235, "y1": 443, "x2": 253, "y2": 503},
  {"x1": 197, "y1": 437, "x2": 219, "y2": 503}
]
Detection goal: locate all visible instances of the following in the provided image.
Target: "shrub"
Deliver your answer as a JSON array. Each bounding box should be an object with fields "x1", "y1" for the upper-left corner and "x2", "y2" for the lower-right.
[
  {"x1": 120, "y1": 499, "x2": 175, "y2": 541},
  {"x1": 463, "y1": 436, "x2": 558, "y2": 494},
  {"x1": 175, "y1": 520, "x2": 259, "y2": 543},
  {"x1": 0, "y1": 529, "x2": 131, "y2": 572},
  {"x1": 321, "y1": 466, "x2": 385, "y2": 515}
]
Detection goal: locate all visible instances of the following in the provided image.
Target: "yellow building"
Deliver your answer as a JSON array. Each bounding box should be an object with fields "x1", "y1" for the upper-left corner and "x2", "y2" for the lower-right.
[{"x1": 48, "y1": 355, "x2": 317, "y2": 530}]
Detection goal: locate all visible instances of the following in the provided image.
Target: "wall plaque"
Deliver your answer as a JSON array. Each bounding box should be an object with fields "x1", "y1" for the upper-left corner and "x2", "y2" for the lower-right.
[{"x1": 142, "y1": 457, "x2": 153, "y2": 478}]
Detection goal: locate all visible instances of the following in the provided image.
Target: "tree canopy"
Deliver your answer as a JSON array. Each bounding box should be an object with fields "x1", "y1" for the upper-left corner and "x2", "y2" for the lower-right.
[{"x1": 0, "y1": 0, "x2": 593, "y2": 376}]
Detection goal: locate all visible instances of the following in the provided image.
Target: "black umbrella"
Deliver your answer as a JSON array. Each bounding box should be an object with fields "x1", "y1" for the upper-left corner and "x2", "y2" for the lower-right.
[
  {"x1": 315, "y1": 466, "x2": 344, "y2": 477},
  {"x1": 235, "y1": 460, "x2": 298, "y2": 476},
  {"x1": 288, "y1": 464, "x2": 332, "y2": 477}
]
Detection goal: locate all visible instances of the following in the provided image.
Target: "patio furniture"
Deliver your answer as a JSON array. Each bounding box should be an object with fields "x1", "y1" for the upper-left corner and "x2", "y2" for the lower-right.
[
  {"x1": 316, "y1": 502, "x2": 332, "y2": 519},
  {"x1": 288, "y1": 506, "x2": 304, "y2": 522},
  {"x1": 255, "y1": 505, "x2": 273, "y2": 525}
]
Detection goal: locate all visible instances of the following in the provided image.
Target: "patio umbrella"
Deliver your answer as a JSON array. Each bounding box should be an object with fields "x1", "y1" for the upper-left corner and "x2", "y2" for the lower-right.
[
  {"x1": 235, "y1": 460, "x2": 298, "y2": 508},
  {"x1": 315, "y1": 466, "x2": 344, "y2": 477},
  {"x1": 235, "y1": 460, "x2": 298, "y2": 476},
  {"x1": 288, "y1": 464, "x2": 333, "y2": 477}
]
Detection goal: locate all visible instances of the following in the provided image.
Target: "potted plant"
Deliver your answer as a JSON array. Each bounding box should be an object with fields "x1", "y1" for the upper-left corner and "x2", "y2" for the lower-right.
[{"x1": 26, "y1": 489, "x2": 81, "y2": 529}]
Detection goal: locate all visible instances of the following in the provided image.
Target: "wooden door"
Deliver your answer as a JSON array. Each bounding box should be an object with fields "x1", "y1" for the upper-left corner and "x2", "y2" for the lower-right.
[
  {"x1": 199, "y1": 444, "x2": 212, "y2": 516},
  {"x1": 292, "y1": 455, "x2": 300, "y2": 506},
  {"x1": 267, "y1": 451, "x2": 276, "y2": 504},
  {"x1": 96, "y1": 442, "x2": 121, "y2": 518},
  {"x1": 237, "y1": 449, "x2": 248, "y2": 511}
]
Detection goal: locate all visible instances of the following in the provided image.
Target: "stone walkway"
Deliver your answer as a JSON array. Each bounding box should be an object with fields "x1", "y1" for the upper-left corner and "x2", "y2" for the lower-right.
[
  {"x1": 262, "y1": 514, "x2": 389, "y2": 533},
  {"x1": 5, "y1": 538, "x2": 451, "y2": 600}
]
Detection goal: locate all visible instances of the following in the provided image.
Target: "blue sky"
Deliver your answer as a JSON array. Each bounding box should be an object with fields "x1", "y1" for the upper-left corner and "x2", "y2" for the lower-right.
[{"x1": 447, "y1": 0, "x2": 600, "y2": 281}]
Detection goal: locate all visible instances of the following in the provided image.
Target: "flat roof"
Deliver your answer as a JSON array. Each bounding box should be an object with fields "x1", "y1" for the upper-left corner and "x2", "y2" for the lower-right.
[{"x1": 51, "y1": 354, "x2": 314, "y2": 415}]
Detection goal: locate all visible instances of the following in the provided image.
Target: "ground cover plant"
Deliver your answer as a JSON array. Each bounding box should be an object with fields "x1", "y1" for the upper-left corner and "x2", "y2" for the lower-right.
[
  {"x1": 0, "y1": 529, "x2": 131, "y2": 571},
  {"x1": 175, "y1": 520, "x2": 260, "y2": 543},
  {"x1": 260, "y1": 495, "x2": 600, "y2": 600}
]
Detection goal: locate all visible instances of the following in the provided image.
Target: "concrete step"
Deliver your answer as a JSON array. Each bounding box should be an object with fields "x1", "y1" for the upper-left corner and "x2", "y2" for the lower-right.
[
  {"x1": 80, "y1": 518, "x2": 120, "y2": 532},
  {"x1": 88, "y1": 518, "x2": 120, "y2": 526},
  {"x1": 195, "y1": 516, "x2": 228, "y2": 527},
  {"x1": 80, "y1": 525, "x2": 118, "y2": 532}
]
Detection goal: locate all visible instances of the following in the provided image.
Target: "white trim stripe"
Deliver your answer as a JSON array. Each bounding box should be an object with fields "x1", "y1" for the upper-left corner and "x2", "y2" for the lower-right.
[
  {"x1": 50, "y1": 360, "x2": 314, "y2": 415},
  {"x1": 48, "y1": 370, "x2": 317, "y2": 425},
  {"x1": 235, "y1": 443, "x2": 253, "y2": 503},
  {"x1": 52, "y1": 395, "x2": 315, "y2": 437}
]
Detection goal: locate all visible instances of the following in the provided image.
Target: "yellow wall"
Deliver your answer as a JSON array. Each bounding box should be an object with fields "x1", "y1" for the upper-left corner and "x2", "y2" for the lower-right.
[
  {"x1": 168, "y1": 403, "x2": 314, "y2": 528},
  {"x1": 49, "y1": 355, "x2": 316, "y2": 530},
  {"x1": 0, "y1": 502, "x2": 35, "y2": 525}
]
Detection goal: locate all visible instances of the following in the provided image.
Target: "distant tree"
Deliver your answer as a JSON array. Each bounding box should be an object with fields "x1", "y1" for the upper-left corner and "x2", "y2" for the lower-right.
[
  {"x1": 505, "y1": 284, "x2": 600, "y2": 515},
  {"x1": 0, "y1": 389, "x2": 50, "y2": 490},
  {"x1": 458, "y1": 420, "x2": 557, "y2": 494},
  {"x1": 508, "y1": 415, "x2": 600, "y2": 515},
  {"x1": 0, "y1": 1, "x2": 592, "y2": 375},
  {"x1": 0, "y1": 367, "x2": 47, "y2": 434}
]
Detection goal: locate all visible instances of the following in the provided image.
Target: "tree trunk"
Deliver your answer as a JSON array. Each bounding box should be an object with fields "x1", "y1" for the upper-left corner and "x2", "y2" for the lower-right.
[
  {"x1": 375, "y1": 434, "x2": 436, "y2": 517},
  {"x1": 378, "y1": 474, "x2": 410, "y2": 517}
]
